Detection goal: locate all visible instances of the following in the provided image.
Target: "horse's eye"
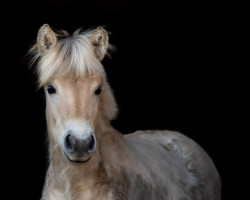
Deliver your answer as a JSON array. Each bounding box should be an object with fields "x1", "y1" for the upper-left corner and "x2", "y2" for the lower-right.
[
  {"x1": 47, "y1": 84, "x2": 56, "y2": 94},
  {"x1": 95, "y1": 85, "x2": 102, "y2": 95}
]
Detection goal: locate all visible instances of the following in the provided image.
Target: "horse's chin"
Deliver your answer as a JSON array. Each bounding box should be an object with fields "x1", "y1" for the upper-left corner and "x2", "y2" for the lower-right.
[{"x1": 64, "y1": 151, "x2": 91, "y2": 163}]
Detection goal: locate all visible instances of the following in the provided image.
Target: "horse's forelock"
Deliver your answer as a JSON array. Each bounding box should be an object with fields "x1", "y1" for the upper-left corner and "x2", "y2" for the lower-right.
[{"x1": 30, "y1": 30, "x2": 104, "y2": 88}]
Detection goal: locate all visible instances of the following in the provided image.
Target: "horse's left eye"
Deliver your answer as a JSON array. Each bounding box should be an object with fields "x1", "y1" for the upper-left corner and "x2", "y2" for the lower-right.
[
  {"x1": 95, "y1": 85, "x2": 102, "y2": 95},
  {"x1": 47, "y1": 84, "x2": 56, "y2": 94}
]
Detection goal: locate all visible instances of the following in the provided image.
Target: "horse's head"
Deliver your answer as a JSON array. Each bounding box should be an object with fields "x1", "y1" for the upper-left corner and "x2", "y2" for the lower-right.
[{"x1": 31, "y1": 24, "x2": 117, "y2": 163}]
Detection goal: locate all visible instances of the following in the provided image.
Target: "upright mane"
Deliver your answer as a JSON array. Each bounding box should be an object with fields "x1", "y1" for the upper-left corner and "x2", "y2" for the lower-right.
[{"x1": 29, "y1": 29, "x2": 105, "y2": 88}]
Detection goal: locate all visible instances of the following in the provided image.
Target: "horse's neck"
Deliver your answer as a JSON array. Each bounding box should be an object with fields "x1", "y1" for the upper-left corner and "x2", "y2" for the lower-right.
[{"x1": 47, "y1": 115, "x2": 128, "y2": 192}]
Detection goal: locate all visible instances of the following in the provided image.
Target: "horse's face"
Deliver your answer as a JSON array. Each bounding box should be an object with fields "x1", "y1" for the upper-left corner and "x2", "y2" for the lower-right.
[
  {"x1": 32, "y1": 24, "x2": 117, "y2": 163},
  {"x1": 45, "y1": 75, "x2": 103, "y2": 162}
]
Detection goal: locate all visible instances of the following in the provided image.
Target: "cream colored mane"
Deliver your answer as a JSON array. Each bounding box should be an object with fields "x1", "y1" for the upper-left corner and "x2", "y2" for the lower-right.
[{"x1": 29, "y1": 29, "x2": 109, "y2": 88}]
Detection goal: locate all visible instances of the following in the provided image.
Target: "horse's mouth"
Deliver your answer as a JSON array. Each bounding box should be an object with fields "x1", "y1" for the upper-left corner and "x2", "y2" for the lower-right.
[{"x1": 64, "y1": 151, "x2": 91, "y2": 163}]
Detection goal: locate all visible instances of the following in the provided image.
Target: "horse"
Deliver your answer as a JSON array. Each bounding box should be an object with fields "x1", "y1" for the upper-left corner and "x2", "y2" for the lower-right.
[{"x1": 29, "y1": 24, "x2": 221, "y2": 200}]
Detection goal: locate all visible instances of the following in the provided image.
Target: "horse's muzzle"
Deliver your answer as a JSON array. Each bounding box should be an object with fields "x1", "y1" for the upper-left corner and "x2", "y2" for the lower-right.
[{"x1": 63, "y1": 132, "x2": 96, "y2": 162}]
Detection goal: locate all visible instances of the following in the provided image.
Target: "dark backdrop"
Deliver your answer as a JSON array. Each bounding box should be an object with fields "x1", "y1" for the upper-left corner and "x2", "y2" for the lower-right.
[{"x1": 1, "y1": 1, "x2": 239, "y2": 199}]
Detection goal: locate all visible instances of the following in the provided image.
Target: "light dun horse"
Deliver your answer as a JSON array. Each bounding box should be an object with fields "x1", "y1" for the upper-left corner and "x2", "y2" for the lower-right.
[{"x1": 30, "y1": 24, "x2": 221, "y2": 200}]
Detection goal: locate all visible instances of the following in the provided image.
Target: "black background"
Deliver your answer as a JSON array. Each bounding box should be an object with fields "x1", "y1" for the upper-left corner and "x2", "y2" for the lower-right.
[{"x1": 1, "y1": 0, "x2": 242, "y2": 199}]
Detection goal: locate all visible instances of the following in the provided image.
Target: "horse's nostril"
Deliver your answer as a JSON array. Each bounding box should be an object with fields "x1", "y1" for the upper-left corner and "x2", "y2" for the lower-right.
[
  {"x1": 88, "y1": 135, "x2": 95, "y2": 152},
  {"x1": 65, "y1": 134, "x2": 74, "y2": 152}
]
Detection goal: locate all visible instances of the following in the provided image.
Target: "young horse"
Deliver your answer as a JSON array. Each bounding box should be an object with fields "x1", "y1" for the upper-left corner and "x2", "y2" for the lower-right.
[{"x1": 30, "y1": 24, "x2": 221, "y2": 200}]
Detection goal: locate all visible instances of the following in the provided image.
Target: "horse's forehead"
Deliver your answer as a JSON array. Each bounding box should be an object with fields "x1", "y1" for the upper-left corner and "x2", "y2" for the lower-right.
[{"x1": 55, "y1": 75, "x2": 103, "y2": 86}]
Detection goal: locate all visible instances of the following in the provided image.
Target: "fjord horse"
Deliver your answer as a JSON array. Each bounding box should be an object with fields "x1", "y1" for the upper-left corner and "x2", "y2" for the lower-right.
[{"x1": 30, "y1": 24, "x2": 221, "y2": 200}]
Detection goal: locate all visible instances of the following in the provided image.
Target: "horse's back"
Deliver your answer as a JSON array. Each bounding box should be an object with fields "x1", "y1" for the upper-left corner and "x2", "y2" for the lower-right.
[{"x1": 124, "y1": 130, "x2": 221, "y2": 200}]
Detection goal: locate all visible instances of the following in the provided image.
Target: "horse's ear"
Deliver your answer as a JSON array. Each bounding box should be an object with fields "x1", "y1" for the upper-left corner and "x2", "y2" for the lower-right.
[
  {"x1": 88, "y1": 26, "x2": 109, "y2": 61},
  {"x1": 37, "y1": 24, "x2": 57, "y2": 55}
]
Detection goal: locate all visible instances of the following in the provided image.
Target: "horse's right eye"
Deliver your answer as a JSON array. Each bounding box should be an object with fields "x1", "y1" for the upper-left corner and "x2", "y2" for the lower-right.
[{"x1": 47, "y1": 85, "x2": 56, "y2": 94}]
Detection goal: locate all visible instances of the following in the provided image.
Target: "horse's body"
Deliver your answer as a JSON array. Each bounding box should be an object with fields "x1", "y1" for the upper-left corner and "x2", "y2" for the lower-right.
[
  {"x1": 41, "y1": 129, "x2": 220, "y2": 200},
  {"x1": 30, "y1": 24, "x2": 221, "y2": 200},
  {"x1": 124, "y1": 130, "x2": 220, "y2": 200}
]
